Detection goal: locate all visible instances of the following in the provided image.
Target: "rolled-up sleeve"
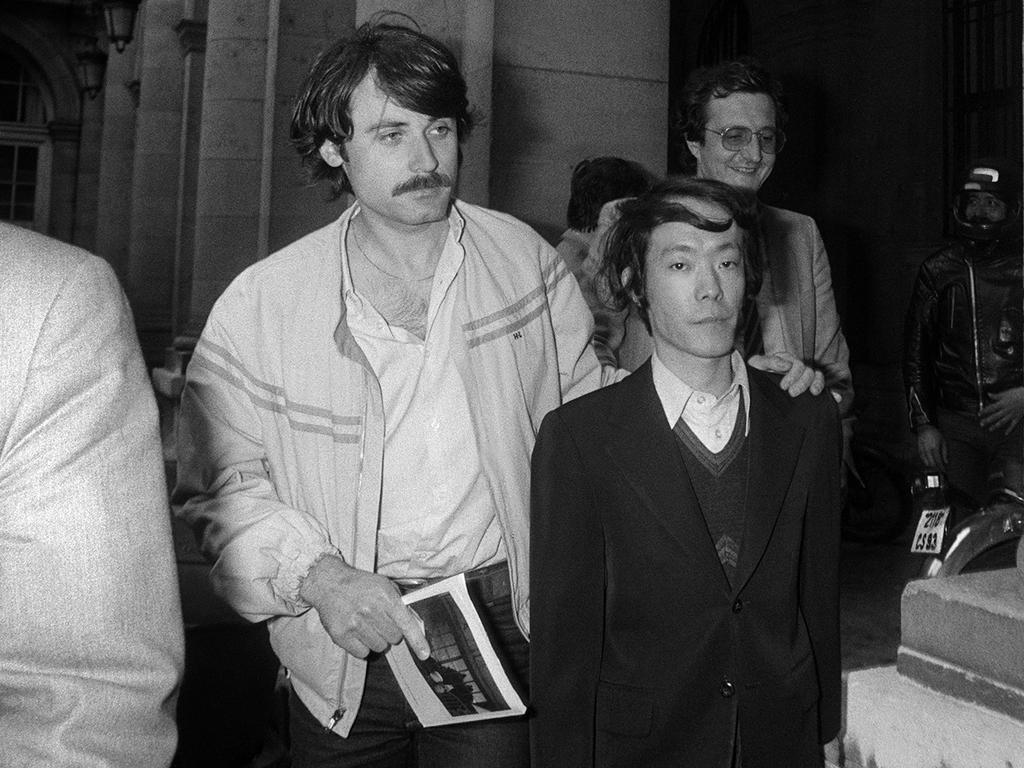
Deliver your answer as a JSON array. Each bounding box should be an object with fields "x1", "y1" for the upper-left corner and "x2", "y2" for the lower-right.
[{"x1": 174, "y1": 312, "x2": 340, "y2": 620}]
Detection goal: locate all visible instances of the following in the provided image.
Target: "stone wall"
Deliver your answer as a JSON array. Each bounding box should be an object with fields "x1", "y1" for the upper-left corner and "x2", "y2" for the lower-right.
[{"x1": 489, "y1": 0, "x2": 670, "y2": 244}]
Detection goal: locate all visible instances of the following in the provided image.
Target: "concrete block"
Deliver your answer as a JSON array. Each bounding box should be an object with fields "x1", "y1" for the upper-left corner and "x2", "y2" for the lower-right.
[
  {"x1": 837, "y1": 665, "x2": 1024, "y2": 768},
  {"x1": 898, "y1": 648, "x2": 1024, "y2": 722},
  {"x1": 898, "y1": 570, "x2": 1024, "y2": 719}
]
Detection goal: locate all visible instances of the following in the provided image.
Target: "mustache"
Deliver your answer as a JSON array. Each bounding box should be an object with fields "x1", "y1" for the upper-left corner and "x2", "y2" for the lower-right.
[
  {"x1": 694, "y1": 316, "x2": 733, "y2": 324},
  {"x1": 392, "y1": 172, "x2": 454, "y2": 196}
]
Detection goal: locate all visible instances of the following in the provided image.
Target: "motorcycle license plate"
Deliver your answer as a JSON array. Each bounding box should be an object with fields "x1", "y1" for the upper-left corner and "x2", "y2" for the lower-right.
[{"x1": 911, "y1": 507, "x2": 950, "y2": 554}]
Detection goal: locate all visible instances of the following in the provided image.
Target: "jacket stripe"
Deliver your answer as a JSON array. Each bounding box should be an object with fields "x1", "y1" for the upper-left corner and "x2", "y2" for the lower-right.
[
  {"x1": 191, "y1": 353, "x2": 362, "y2": 444},
  {"x1": 542, "y1": 253, "x2": 569, "y2": 287},
  {"x1": 467, "y1": 303, "x2": 547, "y2": 349},
  {"x1": 198, "y1": 339, "x2": 361, "y2": 427},
  {"x1": 460, "y1": 256, "x2": 570, "y2": 334},
  {"x1": 462, "y1": 284, "x2": 546, "y2": 333}
]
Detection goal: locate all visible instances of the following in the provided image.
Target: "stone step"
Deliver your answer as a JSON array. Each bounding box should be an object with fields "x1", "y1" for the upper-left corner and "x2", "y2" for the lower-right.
[
  {"x1": 897, "y1": 569, "x2": 1024, "y2": 720},
  {"x1": 835, "y1": 665, "x2": 1024, "y2": 768}
]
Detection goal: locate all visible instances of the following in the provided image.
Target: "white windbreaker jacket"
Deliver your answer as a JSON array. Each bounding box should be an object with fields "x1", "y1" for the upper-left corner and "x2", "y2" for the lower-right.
[{"x1": 175, "y1": 200, "x2": 608, "y2": 735}]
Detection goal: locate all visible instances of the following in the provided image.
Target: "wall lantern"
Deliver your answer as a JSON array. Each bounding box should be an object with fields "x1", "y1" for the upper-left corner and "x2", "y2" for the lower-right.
[
  {"x1": 101, "y1": 0, "x2": 141, "y2": 53},
  {"x1": 75, "y1": 44, "x2": 108, "y2": 99}
]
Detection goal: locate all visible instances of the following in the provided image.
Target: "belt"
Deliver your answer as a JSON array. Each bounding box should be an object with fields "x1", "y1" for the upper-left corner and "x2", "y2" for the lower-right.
[{"x1": 392, "y1": 561, "x2": 511, "y2": 604}]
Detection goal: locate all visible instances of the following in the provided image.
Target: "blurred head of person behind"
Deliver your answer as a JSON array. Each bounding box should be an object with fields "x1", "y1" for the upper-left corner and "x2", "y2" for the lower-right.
[
  {"x1": 557, "y1": 156, "x2": 655, "y2": 282},
  {"x1": 566, "y1": 156, "x2": 656, "y2": 233}
]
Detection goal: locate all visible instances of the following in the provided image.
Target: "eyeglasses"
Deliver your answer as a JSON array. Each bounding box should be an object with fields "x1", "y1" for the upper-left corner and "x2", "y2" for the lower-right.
[{"x1": 705, "y1": 126, "x2": 786, "y2": 154}]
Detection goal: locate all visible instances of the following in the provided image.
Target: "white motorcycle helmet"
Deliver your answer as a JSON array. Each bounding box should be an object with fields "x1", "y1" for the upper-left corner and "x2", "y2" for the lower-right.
[{"x1": 952, "y1": 157, "x2": 1022, "y2": 241}]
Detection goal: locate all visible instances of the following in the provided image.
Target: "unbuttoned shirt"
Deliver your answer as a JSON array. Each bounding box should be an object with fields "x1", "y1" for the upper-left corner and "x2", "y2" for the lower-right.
[
  {"x1": 651, "y1": 350, "x2": 750, "y2": 453},
  {"x1": 342, "y1": 211, "x2": 505, "y2": 579}
]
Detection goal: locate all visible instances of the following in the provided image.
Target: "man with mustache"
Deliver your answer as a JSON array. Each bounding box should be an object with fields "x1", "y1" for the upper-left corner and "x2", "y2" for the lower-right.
[{"x1": 173, "y1": 17, "x2": 611, "y2": 767}]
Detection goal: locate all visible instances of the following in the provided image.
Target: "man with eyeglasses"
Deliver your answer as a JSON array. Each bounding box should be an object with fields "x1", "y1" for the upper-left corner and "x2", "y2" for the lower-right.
[{"x1": 680, "y1": 58, "x2": 853, "y2": 415}]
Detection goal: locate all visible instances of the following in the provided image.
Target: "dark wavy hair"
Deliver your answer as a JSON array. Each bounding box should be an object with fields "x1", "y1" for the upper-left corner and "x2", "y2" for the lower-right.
[
  {"x1": 290, "y1": 16, "x2": 476, "y2": 200},
  {"x1": 677, "y1": 58, "x2": 787, "y2": 173},
  {"x1": 566, "y1": 157, "x2": 656, "y2": 232},
  {"x1": 600, "y1": 176, "x2": 762, "y2": 335}
]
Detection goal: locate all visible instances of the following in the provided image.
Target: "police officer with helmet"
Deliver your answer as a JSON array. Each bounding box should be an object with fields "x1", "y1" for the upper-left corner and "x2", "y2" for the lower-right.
[{"x1": 904, "y1": 157, "x2": 1024, "y2": 505}]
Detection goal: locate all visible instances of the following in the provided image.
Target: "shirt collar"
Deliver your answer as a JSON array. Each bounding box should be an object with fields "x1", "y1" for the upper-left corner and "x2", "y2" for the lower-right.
[
  {"x1": 651, "y1": 349, "x2": 750, "y2": 435},
  {"x1": 339, "y1": 201, "x2": 465, "y2": 301}
]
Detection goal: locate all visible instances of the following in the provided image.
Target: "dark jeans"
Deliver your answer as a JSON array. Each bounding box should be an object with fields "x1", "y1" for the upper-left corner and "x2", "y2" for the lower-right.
[
  {"x1": 937, "y1": 407, "x2": 1024, "y2": 505},
  {"x1": 289, "y1": 591, "x2": 529, "y2": 768}
]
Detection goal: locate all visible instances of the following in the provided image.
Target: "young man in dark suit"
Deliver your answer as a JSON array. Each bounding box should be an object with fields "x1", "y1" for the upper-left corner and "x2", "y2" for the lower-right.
[{"x1": 529, "y1": 177, "x2": 841, "y2": 768}]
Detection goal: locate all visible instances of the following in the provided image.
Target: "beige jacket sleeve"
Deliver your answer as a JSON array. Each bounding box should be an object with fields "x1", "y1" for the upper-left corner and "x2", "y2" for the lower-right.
[{"x1": 0, "y1": 245, "x2": 183, "y2": 767}]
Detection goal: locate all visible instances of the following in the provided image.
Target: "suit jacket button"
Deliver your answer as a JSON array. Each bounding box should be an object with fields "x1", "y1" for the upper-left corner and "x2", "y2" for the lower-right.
[
  {"x1": 732, "y1": 599, "x2": 743, "y2": 613},
  {"x1": 720, "y1": 680, "x2": 735, "y2": 698}
]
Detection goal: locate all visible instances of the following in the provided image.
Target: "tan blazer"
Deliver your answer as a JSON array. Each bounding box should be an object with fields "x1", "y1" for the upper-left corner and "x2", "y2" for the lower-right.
[
  {"x1": 756, "y1": 205, "x2": 852, "y2": 414},
  {"x1": 0, "y1": 224, "x2": 183, "y2": 767}
]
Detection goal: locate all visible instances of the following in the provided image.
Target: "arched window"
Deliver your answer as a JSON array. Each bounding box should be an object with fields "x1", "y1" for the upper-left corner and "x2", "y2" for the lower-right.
[{"x1": 0, "y1": 50, "x2": 51, "y2": 229}]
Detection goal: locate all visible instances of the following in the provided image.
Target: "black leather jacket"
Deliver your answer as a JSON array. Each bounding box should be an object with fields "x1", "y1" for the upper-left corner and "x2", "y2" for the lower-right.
[{"x1": 904, "y1": 237, "x2": 1023, "y2": 429}]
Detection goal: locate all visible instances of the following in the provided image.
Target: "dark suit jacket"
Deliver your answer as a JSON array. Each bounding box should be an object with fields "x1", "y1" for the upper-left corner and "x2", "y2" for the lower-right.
[{"x1": 529, "y1": 362, "x2": 841, "y2": 768}]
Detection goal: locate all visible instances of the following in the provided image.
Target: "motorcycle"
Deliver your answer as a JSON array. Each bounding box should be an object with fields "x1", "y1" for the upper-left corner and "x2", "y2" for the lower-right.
[{"x1": 910, "y1": 473, "x2": 1024, "y2": 577}]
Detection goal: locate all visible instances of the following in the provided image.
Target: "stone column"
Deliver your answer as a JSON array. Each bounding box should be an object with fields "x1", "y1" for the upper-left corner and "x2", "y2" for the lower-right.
[
  {"x1": 45, "y1": 120, "x2": 82, "y2": 246},
  {"x1": 95, "y1": 40, "x2": 139, "y2": 279},
  {"x1": 71, "y1": 81, "x2": 105, "y2": 251},
  {"x1": 171, "y1": 16, "x2": 207, "y2": 340},
  {"x1": 356, "y1": 0, "x2": 493, "y2": 206},
  {"x1": 126, "y1": 0, "x2": 186, "y2": 365},
  {"x1": 266, "y1": 0, "x2": 355, "y2": 249},
  {"x1": 184, "y1": 0, "x2": 273, "y2": 334}
]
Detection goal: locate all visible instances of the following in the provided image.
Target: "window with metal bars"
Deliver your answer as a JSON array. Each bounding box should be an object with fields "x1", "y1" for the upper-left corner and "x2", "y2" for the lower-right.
[
  {"x1": 0, "y1": 144, "x2": 39, "y2": 224},
  {"x1": 0, "y1": 50, "x2": 47, "y2": 226},
  {"x1": 943, "y1": 0, "x2": 1022, "y2": 230}
]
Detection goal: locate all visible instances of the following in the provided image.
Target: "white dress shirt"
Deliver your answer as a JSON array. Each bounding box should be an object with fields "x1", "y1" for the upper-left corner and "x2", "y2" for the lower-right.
[{"x1": 651, "y1": 350, "x2": 749, "y2": 453}]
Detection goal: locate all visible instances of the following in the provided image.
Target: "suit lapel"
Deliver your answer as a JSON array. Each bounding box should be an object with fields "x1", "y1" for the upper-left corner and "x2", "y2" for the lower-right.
[
  {"x1": 732, "y1": 369, "x2": 806, "y2": 595},
  {"x1": 604, "y1": 364, "x2": 732, "y2": 594}
]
